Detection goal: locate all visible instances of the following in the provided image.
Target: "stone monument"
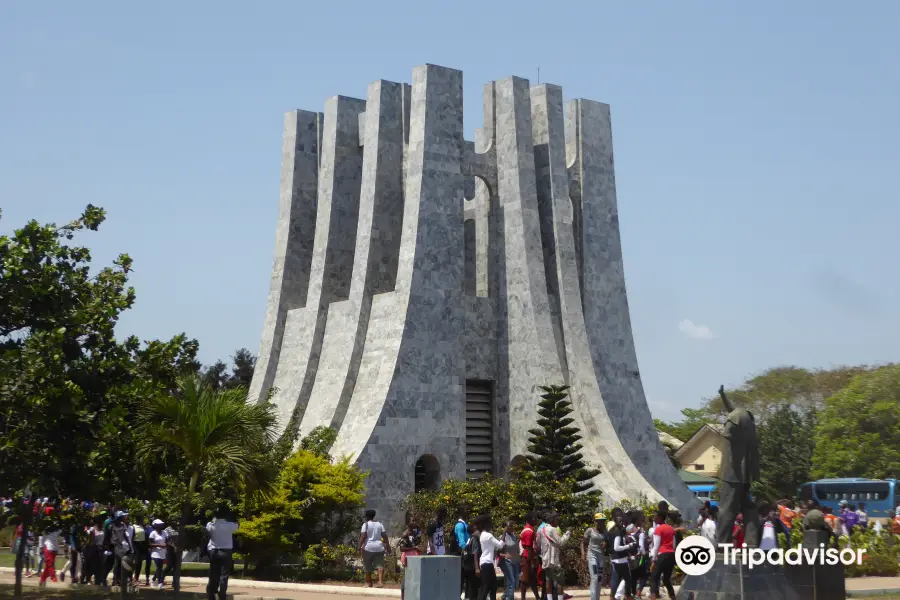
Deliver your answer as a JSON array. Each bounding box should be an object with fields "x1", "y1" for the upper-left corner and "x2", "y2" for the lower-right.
[{"x1": 248, "y1": 63, "x2": 695, "y2": 528}]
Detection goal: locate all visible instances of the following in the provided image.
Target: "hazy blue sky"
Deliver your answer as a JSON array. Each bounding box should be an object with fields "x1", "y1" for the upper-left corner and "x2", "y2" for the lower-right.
[{"x1": 3, "y1": 1, "x2": 898, "y2": 421}]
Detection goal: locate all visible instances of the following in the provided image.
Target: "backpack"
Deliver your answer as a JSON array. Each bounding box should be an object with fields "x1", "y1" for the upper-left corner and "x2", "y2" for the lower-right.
[
  {"x1": 447, "y1": 522, "x2": 463, "y2": 556},
  {"x1": 466, "y1": 532, "x2": 481, "y2": 559},
  {"x1": 604, "y1": 529, "x2": 616, "y2": 556}
]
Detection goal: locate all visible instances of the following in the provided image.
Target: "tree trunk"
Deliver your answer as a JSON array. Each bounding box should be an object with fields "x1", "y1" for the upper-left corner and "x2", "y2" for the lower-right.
[
  {"x1": 14, "y1": 494, "x2": 36, "y2": 598},
  {"x1": 173, "y1": 470, "x2": 199, "y2": 597}
]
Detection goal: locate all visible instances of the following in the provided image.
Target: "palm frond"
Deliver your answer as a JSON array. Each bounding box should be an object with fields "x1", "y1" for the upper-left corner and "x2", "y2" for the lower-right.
[{"x1": 137, "y1": 375, "x2": 278, "y2": 485}]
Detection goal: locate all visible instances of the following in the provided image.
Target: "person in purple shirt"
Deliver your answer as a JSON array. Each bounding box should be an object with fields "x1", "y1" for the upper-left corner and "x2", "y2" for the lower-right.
[{"x1": 842, "y1": 504, "x2": 859, "y2": 534}]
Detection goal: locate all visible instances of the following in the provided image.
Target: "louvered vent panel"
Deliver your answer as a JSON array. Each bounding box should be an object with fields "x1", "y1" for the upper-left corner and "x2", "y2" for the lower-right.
[{"x1": 465, "y1": 381, "x2": 494, "y2": 479}]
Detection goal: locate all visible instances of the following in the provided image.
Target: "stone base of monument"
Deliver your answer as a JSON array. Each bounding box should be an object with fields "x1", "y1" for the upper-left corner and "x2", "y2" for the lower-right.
[
  {"x1": 677, "y1": 544, "x2": 846, "y2": 600},
  {"x1": 676, "y1": 552, "x2": 800, "y2": 600},
  {"x1": 404, "y1": 555, "x2": 460, "y2": 600},
  {"x1": 786, "y1": 530, "x2": 846, "y2": 600}
]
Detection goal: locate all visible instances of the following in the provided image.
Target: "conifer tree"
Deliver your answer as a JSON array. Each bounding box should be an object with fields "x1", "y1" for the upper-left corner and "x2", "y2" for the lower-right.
[{"x1": 526, "y1": 385, "x2": 601, "y2": 493}]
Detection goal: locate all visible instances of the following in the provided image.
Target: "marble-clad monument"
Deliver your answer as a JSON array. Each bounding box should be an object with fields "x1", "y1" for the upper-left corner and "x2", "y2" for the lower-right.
[{"x1": 249, "y1": 64, "x2": 694, "y2": 525}]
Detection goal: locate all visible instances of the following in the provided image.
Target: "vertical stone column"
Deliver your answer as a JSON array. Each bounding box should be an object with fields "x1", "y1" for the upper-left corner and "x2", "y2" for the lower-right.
[
  {"x1": 494, "y1": 76, "x2": 566, "y2": 458},
  {"x1": 250, "y1": 110, "x2": 322, "y2": 406},
  {"x1": 532, "y1": 84, "x2": 651, "y2": 501},
  {"x1": 300, "y1": 80, "x2": 405, "y2": 435},
  {"x1": 566, "y1": 98, "x2": 695, "y2": 512},
  {"x1": 306, "y1": 96, "x2": 367, "y2": 306},
  {"x1": 268, "y1": 96, "x2": 365, "y2": 432},
  {"x1": 330, "y1": 65, "x2": 467, "y2": 531}
]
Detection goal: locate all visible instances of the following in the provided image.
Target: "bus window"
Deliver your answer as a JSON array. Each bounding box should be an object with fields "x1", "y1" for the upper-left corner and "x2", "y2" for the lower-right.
[{"x1": 799, "y1": 484, "x2": 812, "y2": 501}]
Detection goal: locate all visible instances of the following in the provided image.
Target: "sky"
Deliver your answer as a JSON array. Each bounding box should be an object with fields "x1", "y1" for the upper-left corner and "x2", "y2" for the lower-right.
[{"x1": 3, "y1": 1, "x2": 899, "y2": 421}]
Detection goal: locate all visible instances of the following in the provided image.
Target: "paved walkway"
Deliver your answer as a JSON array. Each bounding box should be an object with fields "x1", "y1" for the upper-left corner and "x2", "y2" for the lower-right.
[{"x1": 4, "y1": 567, "x2": 900, "y2": 598}]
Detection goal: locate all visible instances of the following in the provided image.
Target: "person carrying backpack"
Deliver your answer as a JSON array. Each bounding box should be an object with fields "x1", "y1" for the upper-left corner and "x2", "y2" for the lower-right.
[{"x1": 453, "y1": 508, "x2": 478, "y2": 600}]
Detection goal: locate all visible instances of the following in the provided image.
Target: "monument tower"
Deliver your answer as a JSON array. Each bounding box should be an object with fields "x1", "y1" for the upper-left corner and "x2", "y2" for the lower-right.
[{"x1": 249, "y1": 64, "x2": 694, "y2": 524}]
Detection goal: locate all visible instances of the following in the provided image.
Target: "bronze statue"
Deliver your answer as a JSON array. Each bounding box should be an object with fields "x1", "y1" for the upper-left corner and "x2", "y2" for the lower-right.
[{"x1": 715, "y1": 385, "x2": 761, "y2": 547}]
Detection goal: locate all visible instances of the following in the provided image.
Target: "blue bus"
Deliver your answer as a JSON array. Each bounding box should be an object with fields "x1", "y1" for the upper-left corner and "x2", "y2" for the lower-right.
[
  {"x1": 798, "y1": 478, "x2": 898, "y2": 520},
  {"x1": 687, "y1": 484, "x2": 719, "y2": 508}
]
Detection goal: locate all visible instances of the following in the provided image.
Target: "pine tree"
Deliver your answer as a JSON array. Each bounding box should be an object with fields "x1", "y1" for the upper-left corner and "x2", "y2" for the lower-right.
[{"x1": 526, "y1": 385, "x2": 601, "y2": 494}]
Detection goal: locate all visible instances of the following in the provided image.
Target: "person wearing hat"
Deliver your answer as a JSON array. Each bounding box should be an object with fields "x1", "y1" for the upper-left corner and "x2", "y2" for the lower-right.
[
  {"x1": 582, "y1": 514, "x2": 607, "y2": 600},
  {"x1": 148, "y1": 520, "x2": 168, "y2": 589}
]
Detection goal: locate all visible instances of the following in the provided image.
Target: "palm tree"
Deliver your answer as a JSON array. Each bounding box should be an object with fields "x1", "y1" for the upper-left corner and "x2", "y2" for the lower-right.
[{"x1": 136, "y1": 376, "x2": 277, "y2": 594}]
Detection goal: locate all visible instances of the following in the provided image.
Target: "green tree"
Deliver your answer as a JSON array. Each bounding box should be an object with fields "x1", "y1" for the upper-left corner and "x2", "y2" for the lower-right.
[
  {"x1": 526, "y1": 385, "x2": 600, "y2": 494},
  {"x1": 811, "y1": 365, "x2": 900, "y2": 481},
  {"x1": 0, "y1": 205, "x2": 133, "y2": 497},
  {"x1": 201, "y1": 349, "x2": 256, "y2": 391},
  {"x1": 0, "y1": 206, "x2": 198, "y2": 594},
  {"x1": 753, "y1": 404, "x2": 816, "y2": 501},
  {"x1": 136, "y1": 376, "x2": 278, "y2": 592},
  {"x1": 704, "y1": 366, "x2": 871, "y2": 423},
  {"x1": 227, "y1": 348, "x2": 256, "y2": 389},
  {"x1": 202, "y1": 360, "x2": 229, "y2": 390},
  {"x1": 239, "y1": 447, "x2": 366, "y2": 575}
]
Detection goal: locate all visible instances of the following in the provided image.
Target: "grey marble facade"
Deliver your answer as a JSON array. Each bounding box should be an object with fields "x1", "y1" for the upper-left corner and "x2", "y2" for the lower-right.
[{"x1": 251, "y1": 64, "x2": 695, "y2": 529}]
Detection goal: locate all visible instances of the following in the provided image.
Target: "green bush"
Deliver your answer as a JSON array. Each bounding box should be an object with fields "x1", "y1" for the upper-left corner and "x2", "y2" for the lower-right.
[
  {"x1": 404, "y1": 471, "x2": 601, "y2": 530},
  {"x1": 403, "y1": 473, "x2": 665, "y2": 587},
  {"x1": 844, "y1": 528, "x2": 900, "y2": 577},
  {"x1": 239, "y1": 448, "x2": 366, "y2": 577}
]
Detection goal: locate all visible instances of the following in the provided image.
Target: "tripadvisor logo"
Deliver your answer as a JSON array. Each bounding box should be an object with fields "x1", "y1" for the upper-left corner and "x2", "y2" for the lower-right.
[{"x1": 675, "y1": 535, "x2": 866, "y2": 576}]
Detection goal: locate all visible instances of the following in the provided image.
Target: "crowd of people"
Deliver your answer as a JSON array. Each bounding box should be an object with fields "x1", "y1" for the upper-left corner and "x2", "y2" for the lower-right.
[
  {"x1": 357, "y1": 500, "x2": 687, "y2": 600},
  {"x1": 695, "y1": 497, "x2": 900, "y2": 550},
  {"x1": 360, "y1": 495, "x2": 900, "y2": 600},
  {"x1": 7, "y1": 494, "x2": 900, "y2": 600},
  {"x1": 4, "y1": 497, "x2": 239, "y2": 600}
]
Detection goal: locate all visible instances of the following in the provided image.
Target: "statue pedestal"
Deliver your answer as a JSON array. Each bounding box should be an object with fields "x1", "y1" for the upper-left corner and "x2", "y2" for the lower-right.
[
  {"x1": 784, "y1": 531, "x2": 845, "y2": 600},
  {"x1": 404, "y1": 555, "x2": 460, "y2": 600},
  {"x1": 677, "y1": 552, "x2": 800, "y2": 600},
  {"x1": 677, "y1": 542, "x2": 846, "y2": 600}
]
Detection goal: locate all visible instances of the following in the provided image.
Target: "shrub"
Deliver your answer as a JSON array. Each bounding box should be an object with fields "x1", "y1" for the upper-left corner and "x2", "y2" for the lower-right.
[
  {"x1": 403, "y1": 473, "x2": 667, "y2": 587},
  {"x1": 844, "y1": 528, "x2": 900, "y2": 577},
  {"x1": 239, "y1": 449, "x2": 366, "y2": 576}
]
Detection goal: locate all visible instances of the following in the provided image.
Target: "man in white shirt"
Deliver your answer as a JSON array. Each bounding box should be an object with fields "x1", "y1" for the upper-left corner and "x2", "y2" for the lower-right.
[
  {"x1": 700, "y1": 507, "x2": 718, "y2": 544},
  {"x1": 39, "y1": 529, "x2": 62, "y2": 585},
  {"x1": 148, "y1": 520, "x2": 168, "y2": 589},
  {"x1": 857, "y1": 504, "x2": 869, "y2": 529},
  {"x1": 205, "y1": 508, "x2": 239, "y2": 600}
]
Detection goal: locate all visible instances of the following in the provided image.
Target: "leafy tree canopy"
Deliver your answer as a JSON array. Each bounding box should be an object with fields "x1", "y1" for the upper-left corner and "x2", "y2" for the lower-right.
[
  {"x1": 703, "y1": 366, "x2": 871, "y2": 423},
  {"x1": 811, "y1": 365, "x2": 900, "y2": 481},
  {"x1": 752, "y1": 404, "x2": 816, "y2": 502},
  {"x1": 0, "y1": 206, "x2": 198, "y2": 500}
]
